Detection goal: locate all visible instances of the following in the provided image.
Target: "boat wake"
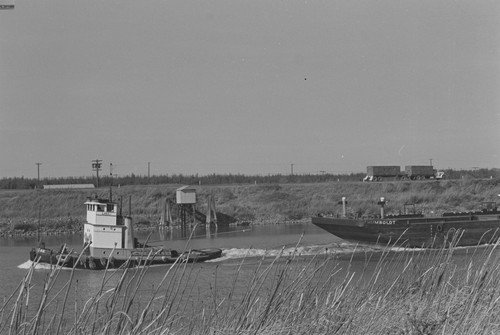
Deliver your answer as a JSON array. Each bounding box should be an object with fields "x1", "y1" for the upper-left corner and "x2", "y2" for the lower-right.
[
  {"x1": 207, "y1": 243, "x2": 385, "y2": 262},
  {"x1": 18, "y1": 260, "x2": 61, "y2": 270},
  {"x1": 19, "y1": 243, "x2": 434, "y2": 269}
]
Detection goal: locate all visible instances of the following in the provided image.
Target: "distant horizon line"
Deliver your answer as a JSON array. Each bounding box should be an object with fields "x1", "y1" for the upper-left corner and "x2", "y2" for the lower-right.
[{"x1": 1, "y1": 166, "x2": 499, "y2": 181}]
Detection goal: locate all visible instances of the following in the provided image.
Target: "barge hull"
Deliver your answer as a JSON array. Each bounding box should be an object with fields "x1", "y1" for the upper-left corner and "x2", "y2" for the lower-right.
[{"x1": 312, "y1": 216, "x2": 500, "y2": 248}]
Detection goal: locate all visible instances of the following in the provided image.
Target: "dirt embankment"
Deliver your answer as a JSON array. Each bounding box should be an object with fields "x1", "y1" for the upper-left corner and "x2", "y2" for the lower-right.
[{"x1": 1, "y1": 178, "x2": 499, "y2": 237}]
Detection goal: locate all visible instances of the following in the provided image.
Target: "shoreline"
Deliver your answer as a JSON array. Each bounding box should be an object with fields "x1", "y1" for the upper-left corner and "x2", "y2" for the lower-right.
[
  {"x1": 0, "y1": 217, "x2": 311, "y2": 239},
  {"x1": 1, "y1": 179, "x2": 498, "y2": 238}
]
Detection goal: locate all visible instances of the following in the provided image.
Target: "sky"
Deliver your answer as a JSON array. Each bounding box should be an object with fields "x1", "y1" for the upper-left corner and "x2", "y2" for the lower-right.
[{"x1": 0, "y1": 0, "x2": 499, "y2": 178}]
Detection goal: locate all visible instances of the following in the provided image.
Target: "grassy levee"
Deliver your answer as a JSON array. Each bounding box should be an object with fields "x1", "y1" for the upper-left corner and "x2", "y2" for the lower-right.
[
  {"x1": 3, "y1": 236, "x2": 500, "y2": 334},
  {"x1": 1, "y1": 178, "x2": 499, "y2": 236}
]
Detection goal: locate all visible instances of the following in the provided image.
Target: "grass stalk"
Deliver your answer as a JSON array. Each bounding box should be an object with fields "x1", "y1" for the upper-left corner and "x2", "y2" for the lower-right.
[{"x1": 6, "y1": 235, "x2": 500, "y2": 334}]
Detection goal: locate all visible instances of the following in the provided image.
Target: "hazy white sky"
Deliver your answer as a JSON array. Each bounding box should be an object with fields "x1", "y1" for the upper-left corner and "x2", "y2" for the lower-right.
[{"x1": 1, "y1": 0, "x2": 499, "y2": 178}]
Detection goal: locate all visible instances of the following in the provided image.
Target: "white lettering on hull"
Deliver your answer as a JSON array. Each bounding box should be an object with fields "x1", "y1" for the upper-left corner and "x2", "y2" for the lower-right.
[{"x1": 367, "y1": 220, "x2": 396, "y2": 225}]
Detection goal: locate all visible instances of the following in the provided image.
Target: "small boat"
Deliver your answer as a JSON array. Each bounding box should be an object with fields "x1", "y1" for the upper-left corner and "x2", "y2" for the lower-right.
[
  {"x1": 311, "y1": 197, "x2": 500, "y2": 248},
  {"x1": 29, "y1": 196, "x2": 222, "y2": 269}
]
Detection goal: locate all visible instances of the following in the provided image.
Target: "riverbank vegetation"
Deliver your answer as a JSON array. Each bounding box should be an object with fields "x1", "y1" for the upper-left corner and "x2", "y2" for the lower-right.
[
  {"x1": 0, "y1": 178, "x2": 499, "y2": 237},
  {"x1": 2, "y1": 236, "x2": 500, "y2": 334}
]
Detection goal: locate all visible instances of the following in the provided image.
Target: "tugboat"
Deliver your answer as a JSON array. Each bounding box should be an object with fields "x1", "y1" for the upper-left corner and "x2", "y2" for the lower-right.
[
  {"x1": 312, "y1": 197, "x2": 500, "y2": 248},
  {"x1": 29, "y1": 196, "x2": 222, "y2": 269}
]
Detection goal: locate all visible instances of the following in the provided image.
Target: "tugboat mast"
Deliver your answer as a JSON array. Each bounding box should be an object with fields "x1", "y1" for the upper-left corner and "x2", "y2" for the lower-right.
[{"x1": 109, "y1": 163, "x2": 113, "y2": 202}]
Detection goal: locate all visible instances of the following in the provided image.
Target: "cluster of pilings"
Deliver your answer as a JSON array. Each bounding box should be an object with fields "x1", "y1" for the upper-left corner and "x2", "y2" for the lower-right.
[{"x1": 158, "y1": 194, "x2": 218, "y2": 229}]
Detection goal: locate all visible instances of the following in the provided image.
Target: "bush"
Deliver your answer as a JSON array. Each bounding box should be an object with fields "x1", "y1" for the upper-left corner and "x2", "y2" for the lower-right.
[
  {"x1": 283, "y1": 209, "x2": 306, "y2": 220},
  {"x1": 13, "y1": 222, "x2": 36, "y2": 232}
]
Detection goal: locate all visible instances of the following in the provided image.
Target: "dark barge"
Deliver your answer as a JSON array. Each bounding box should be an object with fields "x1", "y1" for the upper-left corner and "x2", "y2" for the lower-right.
[{"x1": 312, "y1": 197, "x2": 500, "y2": 248}]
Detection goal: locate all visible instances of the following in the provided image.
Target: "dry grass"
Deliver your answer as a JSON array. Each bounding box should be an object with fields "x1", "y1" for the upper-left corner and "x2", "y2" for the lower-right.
[
  {"x1": 1, "y1": 179, "x2": 499, "y2": 231},
  {"x1": 3, "y1": 233, "x2": 500, "y2": 334}
]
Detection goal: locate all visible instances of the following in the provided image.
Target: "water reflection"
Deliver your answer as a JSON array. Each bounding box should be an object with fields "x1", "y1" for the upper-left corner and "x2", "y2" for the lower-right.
[
  {"x1": 0, "y1": 223, "x2": 332, "y2": 253},
  {"x1": 152, "y1": 224, "x2": 238, "y2": 242}
]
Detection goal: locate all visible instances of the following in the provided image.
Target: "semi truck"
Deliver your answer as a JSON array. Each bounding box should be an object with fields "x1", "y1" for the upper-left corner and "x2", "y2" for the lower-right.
[
  {"x1": 404, "y1": 165, "x2": 445, "y2": 180},
  {"x1": 363, "y1": 165, "x2": 445, "y2": 181},
  {"x1": 363, "y1": 166, "x2": 401, "y2": 181}
]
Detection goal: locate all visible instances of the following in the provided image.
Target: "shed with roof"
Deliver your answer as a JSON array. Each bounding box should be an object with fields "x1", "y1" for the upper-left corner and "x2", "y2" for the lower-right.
[{"x1": 176, "y1": 186, "x2": 196, "y2": 204}]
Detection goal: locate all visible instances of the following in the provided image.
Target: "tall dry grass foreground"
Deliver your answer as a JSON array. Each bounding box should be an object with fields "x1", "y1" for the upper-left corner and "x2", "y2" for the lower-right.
[{"x1": 3, "y1": 234, "x2": 500, "y2": 334}]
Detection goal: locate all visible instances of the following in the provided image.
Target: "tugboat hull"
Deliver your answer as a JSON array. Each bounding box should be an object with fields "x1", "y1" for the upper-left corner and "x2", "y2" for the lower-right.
[{"x1": 30, "y1": 247, "x2": 223, "y2": 270}]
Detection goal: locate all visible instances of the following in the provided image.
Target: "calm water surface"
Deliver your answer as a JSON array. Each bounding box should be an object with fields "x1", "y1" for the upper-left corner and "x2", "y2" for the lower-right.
[
  {"x1": 0, "y1": 222, "x2": 341, "y2": 299},
  {"x1": 1, "y1": 222, "x2": 496, "y2": 333}
]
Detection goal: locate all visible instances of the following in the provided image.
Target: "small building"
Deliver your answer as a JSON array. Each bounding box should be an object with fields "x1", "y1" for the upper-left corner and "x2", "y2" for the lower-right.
[
  {"x1": 0, "y1": 0, "x2": 15, "y2": 10},
  {"x1": 176, "y1": 186, "x2": 196, "y2": 205},
  {"x1": 43, "y1": 184, "x2": 95, "y2": 189}
]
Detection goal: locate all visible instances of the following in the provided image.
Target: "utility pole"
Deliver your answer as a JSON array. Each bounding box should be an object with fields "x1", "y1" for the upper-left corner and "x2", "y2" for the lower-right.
[
  {"x1": 429, "y1": 158, "x2": 433, "y2": 166},
  {"x1": 92, "y1": 159, "x2": 102, "y2": 187},
  {"x1": 37, "y1": 206, "x2": 41, "y2": 242},
  {"x1": 35, "y1": 163, "x2": 42, "y2": 188},
  {"x1": 290, "y1": 163, "x2": 294, "y2": 176},
  {"x1": 148, "y1": 162, "x2": 150, "y2": 180}
]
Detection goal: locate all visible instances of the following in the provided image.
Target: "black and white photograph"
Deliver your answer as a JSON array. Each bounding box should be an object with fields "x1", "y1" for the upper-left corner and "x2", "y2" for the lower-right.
[{"x1": 1, "y1": 1, "x2": 499, "y2": 334}]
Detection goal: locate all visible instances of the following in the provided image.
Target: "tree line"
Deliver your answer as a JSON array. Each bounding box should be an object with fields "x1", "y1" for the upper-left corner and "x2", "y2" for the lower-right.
[{"x1": 0, "y1": 168, "x2": 498, "y2": 190}]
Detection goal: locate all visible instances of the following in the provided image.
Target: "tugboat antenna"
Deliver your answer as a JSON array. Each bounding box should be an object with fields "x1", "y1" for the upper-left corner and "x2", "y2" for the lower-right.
[
  {"x1": 129, "y1": 195, "x2": 132, "y2": 217},
  {"x1": 109, "y1": 163, "x2": 113, "y2": 202}
]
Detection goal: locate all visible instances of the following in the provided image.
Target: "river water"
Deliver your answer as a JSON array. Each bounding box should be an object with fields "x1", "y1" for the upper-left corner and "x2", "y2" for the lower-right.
[
  {"x1": 1, "y1": 223, "x2": 347, "y2": 301},
  {"x1": 1, "y1": 222, "x2": 495, "y2": 333}
]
